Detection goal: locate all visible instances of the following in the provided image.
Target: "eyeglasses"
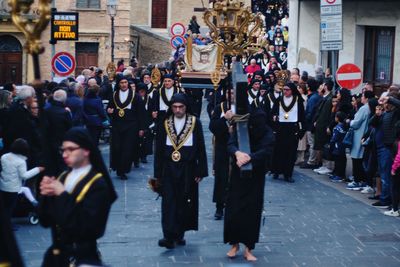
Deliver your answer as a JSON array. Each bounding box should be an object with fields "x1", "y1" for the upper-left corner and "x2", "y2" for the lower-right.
[{"x1": 60, "y1": 146, "x2": 81, "y2": 154}]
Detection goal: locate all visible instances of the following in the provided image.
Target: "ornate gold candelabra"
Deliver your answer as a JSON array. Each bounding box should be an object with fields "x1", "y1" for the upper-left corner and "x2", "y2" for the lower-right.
[
  {"x1": 8, "y1": 0, "x2": 51, "y2": 79},
  {"x1": 203, "y1": 0, "x2": 263, "y2": 57}
]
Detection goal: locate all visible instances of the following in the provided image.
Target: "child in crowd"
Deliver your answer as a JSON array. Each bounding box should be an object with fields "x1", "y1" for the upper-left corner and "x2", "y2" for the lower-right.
[
  {"x1": 330, "y1": 112, "x2": 348, "y2": 182},
  {"x1": 385, "y1": 121, "x2": 400, "y2": 217},
  {"x1": 0, "y1": 139, "x2": 45, "y2": 218}
]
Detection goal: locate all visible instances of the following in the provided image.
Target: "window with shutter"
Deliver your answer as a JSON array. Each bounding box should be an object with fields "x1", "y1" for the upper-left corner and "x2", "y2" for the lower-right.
[{"x1": 76, "y1": 0, "x2": 100, "y2": 9}]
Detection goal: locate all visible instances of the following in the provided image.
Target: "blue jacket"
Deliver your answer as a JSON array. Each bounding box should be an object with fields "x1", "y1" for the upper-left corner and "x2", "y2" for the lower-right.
[
  {"x1": 330, "y1": 123, "x2": 347, "y2": 156},
  {"x1": 83, "y1": 93, "x2": 107, "y2": 127},
  {"x1": 305, "y1": 91, "x2": 322, "y2": 130},
  {"x1": 66, "y1": 93, "x2": 85, "y2": 126}
]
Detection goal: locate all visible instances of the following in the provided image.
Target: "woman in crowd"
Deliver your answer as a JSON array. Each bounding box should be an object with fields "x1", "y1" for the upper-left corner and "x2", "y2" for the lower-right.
[
  {"x1": 83, "y1": 84, "x2": 108, "y2": 146},
  {"x1": 296, "y1": 83, "x2": 308, "y2": 165},
  {"x1": 347, "y1": 91, "x2": 375, "y2": 190}
]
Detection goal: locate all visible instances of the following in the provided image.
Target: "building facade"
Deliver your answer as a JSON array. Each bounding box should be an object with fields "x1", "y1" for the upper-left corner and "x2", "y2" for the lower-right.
[
  {"x1": 0, "y1": 0, "x2": 131, "y2": 83},
  {"x1": 0, "y1": 0, "x2": 254, "y2": 84},
  {"x1": 288, "y1": 0, "x2": 400, "y2": 92}
]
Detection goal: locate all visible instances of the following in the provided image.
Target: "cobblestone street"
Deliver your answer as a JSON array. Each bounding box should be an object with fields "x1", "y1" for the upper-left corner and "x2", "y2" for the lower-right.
[{"x1": 15, "y1": 109, "x2": 400, "y2": 267}]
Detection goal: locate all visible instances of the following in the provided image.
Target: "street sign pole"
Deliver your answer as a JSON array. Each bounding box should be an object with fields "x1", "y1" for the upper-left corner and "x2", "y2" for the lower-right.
[{"x1": 321, "y1": 0, "x2": 342, "y2": 90}]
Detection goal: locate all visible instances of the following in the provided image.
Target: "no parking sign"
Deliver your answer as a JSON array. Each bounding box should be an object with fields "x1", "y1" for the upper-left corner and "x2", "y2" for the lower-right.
[{"x1": 51, "y1": 52, "x2": 76, "y2": 76}]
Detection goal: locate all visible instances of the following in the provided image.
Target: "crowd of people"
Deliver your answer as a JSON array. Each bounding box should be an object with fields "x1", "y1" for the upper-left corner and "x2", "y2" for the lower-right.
[{"x1": 1, "y1": 2, "x2": 400, "y2": 266}]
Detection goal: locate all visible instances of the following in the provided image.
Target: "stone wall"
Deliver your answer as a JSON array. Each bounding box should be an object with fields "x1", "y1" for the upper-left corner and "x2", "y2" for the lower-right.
[{"x1": 131, "y1": 26, "x2": 171, "y2": 65}]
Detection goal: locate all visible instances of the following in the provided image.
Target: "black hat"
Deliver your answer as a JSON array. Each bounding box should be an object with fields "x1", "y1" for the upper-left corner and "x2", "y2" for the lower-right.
[
  {"x1": 170, "y1": 93, "x2": 188, "y2": 106},
  {"x1": 63, "y1": 127, "x2": 117, "y2": 203},
  {"x1": 116, "y1": 74, "x2": 127, "y2": 84},
  {"x1": 137, "y1": 82, "x2": 147, "y2": 91},
  {"x1": 250, "y1": 79, "x2": 261, "y2": 87},
  {"x1": 285, "y1": 82, "x2": 300, "y2": 97},
  {"x1": 254, "y1": 70, "x2": 265, "y2": 77},
  {"x1": 163, "y1": 73, "x2": 174, "y2": 80},
  {"x1": 260, "y1": 84, "x2": 269, "y2": 91}
]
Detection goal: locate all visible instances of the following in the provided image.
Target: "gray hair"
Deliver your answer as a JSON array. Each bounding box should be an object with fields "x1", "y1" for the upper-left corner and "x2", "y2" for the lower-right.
[
  {"x1": 123, "y1": 69, "x2": 133, "y2": 78},
  {"x1": 17, "y1": 86, "x2": 35, "y2": 100},
  {"x1": 53, "y1": 89, "x2": 67, "y2": 103},
  {"x1": 0, "y1": 90, "x2": 11, "y2": 109}
]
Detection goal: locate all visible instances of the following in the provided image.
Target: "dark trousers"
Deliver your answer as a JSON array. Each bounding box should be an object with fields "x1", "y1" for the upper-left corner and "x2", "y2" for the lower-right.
[
  {"x1": 334, "y1": 154, "x2": 347, "y2": 178},
  {"x1": 0, "y1": 191, "x2": 18, "y2": 219},
  {"x1": 391, "y1": 174, "x2": 400, "y2": 211},
  {"x1": 87, "y1": 126, "x2": 102, "y2": 146},
  {"x1": 352, "y1": 158, "x2": 365, "y2": 183},
  {"x1": 111, "y1": 125, "x2": 138, "y2": 175}
]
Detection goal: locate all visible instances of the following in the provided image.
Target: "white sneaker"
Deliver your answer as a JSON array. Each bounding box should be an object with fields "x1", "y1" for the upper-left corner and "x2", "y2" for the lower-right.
[
  {"x1": 361, "y1": 186, "x2": 374, "y2": 194},
  {"x1": 384, "y1": 209, "x2": 400, "y2": 217},
  {"x1": 313, "y1": 167, "x2": 324, "y2": 172},
  {"x1": 316, "y1": 167, "x2": 333, "y2": 175}
]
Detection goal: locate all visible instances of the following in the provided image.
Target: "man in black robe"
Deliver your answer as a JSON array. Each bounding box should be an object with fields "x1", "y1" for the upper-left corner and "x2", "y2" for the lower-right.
[
  {"x1": 38, "y1": 127, "x2": 117, "y2": 266},
  {"x1": 154, "y1": 94, "x2": 208, "y2": 249},
  {"x1": 107, "y1": 76, "x2": 145, "y2": 180},
  {"x1": 150, "y1": 74, "x2": 182, "y2": 133},
  {"x1": 271, "y1": 82, "x2": 306, "y2": 182},
  {"x1": 224, "y1": 107, "x2": 274, "y2": 261},
  {"x1": 209, "y1": 89, "x2": 234, "y2": 220}
]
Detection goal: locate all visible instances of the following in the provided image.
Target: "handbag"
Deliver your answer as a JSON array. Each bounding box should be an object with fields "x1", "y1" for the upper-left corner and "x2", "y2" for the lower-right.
[{"x1": 342, "y1": 127, "x2": 354, "y2": 148}]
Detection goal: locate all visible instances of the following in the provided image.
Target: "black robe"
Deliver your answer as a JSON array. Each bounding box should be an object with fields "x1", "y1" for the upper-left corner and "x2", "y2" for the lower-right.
[
  {"x1": 0, "y1": 193, "x2": 24, "y2": 267},
  {"x1": 108, "y1": 90, "x2": 145, "y2": 175},
  {"x1": 271, "y1": 95, "x2": 306, "y2": 178},
  {"x1": 38, "y1": 169, "x2": 112, "y2": 266},
  {"x1": 224, "y1": 109, "x2": 274, "y2": 250},
  {"x1": 154, "y1": 114, "x2": 208, "y2": 240},
  {"x1": 209, "y1": 102, "x2": 230, "y2": 208}
]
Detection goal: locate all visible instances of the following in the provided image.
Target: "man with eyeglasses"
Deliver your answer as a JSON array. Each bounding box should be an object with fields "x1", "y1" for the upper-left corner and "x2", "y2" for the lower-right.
[
  {"x1": 153, "y1": 93, "x2": 208, "y2": 249},
  {"x1": 38, "y1": 127, "x2": 117, "y2": 267}
]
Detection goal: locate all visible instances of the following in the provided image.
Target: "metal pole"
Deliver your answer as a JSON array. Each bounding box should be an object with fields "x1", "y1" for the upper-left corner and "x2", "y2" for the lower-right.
[
  {"x1": 51, "y1": 4, "x2": 56, "y2": 80},
  {"x1": 111, "y1": 16, "x2": 115, "y2": 63}
]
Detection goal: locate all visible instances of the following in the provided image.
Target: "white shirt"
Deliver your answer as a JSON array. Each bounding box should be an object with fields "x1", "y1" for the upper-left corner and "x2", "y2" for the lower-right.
[
  {"x1": 119, "y1": 90, "x2": 132, "y2": 109},
  {"x1": 269, "y1": 92, "x2": 281, "y2": 109},
  {"x1": 166, "y1": 115, "x2": 193, "y2": 146},
  {"x1": 279, "y1": 96, "x2": 298, "y2": 122},
  {"x1": 64, "y1": 164, "x2": 92, "y2": 193},
  {"x1": 160, "y1": 87, "x2": 174, "y2": 111},
  {"x1": 248, "y1": 89, "x2": 261, "y2": 105}
]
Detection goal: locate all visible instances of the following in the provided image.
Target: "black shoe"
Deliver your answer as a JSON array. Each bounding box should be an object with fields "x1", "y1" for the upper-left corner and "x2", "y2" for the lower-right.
[
  {"x1": 284, "y1": 176, "x2": 295, "y2": 183},
  {"x1": 272, "y1": 174, "x2": 279, "y2": 180},
  {"x1": 119, "y1": 174, "x2": 128, "y2": 180},
  {"x1": 368, "y1": 195, "x2": 380, "y2": 200},
  {"x1": 214, "y1": 208, "x2": 223, "y2": 220},
  {"x1": 176, "y1": 239, "x2": 186, "y2": 246},
  {"x1": 158, "y1": 238, "x2": 176, "y2": 249},
  {"x1": 372, "y1": 201, "x2": 390, "y2": 208},
  {"x1": 141, "y1": 157, "x2": 148, "y2": 164},
  {"x1": 300, "y1": 163, "x2": 319, "y2": 169}
]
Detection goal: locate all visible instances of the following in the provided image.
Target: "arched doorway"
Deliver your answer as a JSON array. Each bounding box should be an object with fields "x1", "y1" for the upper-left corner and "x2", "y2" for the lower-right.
[{"x1": 0, "y1": 35, "x2": 23, "y2": 85}]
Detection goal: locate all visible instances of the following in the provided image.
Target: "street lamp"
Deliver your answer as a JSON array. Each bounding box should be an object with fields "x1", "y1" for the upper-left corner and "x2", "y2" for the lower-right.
[{"x1": 107, "y1": 0, "x2": 117, "y2": 63}]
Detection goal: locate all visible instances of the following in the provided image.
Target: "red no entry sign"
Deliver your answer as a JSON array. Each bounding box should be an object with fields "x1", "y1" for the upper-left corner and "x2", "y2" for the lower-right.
[
  {"x1": 336, "y1": 63, "x2": 362, "y2": 90},
  {"x1": 52, "y1": 52, "x2": 76, "y2": 76}
]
